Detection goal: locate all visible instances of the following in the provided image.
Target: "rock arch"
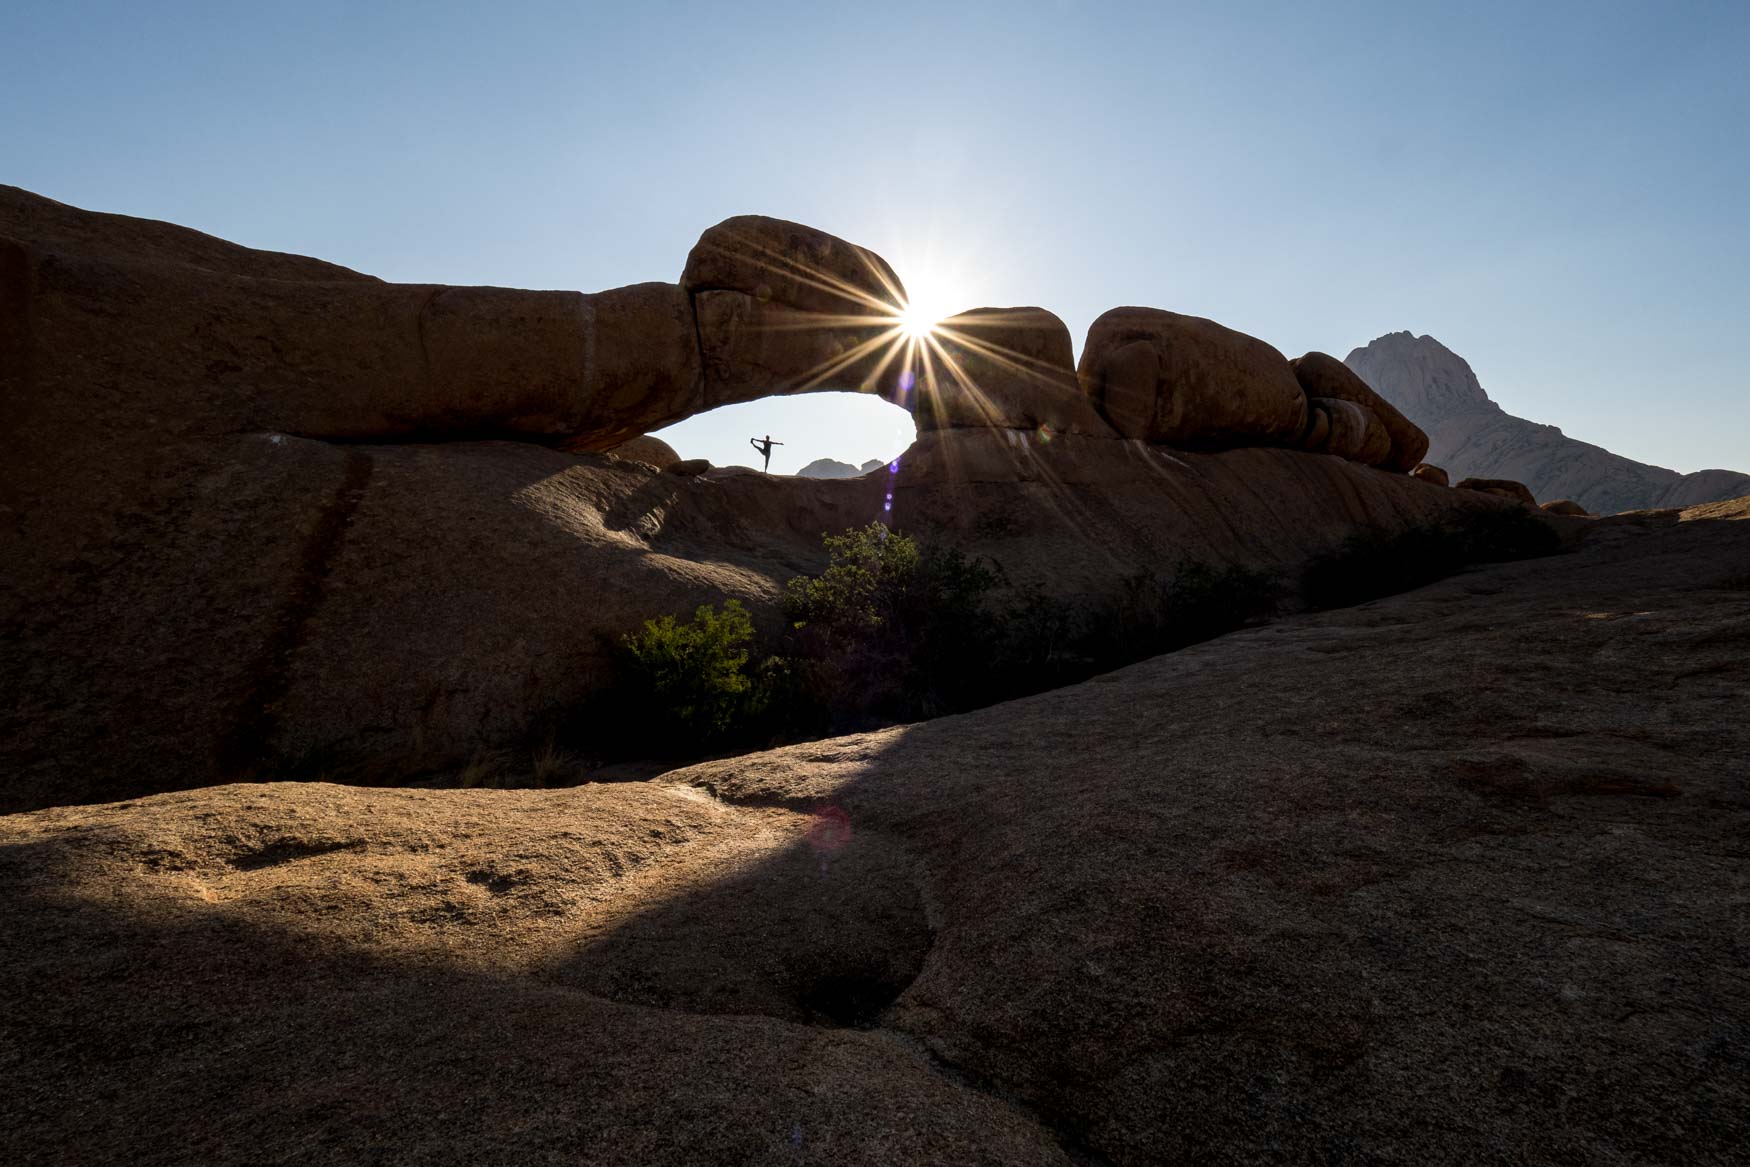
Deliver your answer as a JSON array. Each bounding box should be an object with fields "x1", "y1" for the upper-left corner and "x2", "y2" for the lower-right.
[{"x1": 2, "y1": 186, "x2": 1424, "y2": 480}]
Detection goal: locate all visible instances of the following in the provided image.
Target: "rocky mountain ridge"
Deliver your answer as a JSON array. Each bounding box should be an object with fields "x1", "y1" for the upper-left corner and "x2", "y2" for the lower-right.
[
  {"x1": 1347, "y1": 331, "x2": 1750, "y2": 514},
  {"x1": 796, "y1": 457, "x2": 885, "y2": 479}
]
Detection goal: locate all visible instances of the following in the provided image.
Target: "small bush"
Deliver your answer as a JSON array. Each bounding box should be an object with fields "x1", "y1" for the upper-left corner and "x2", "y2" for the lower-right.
[
  {"x1": 783, "y1": 524, "x2": 1001, "y2": 725},
  {"x1": 615, "y1": 599, "x2": 767, "y2": 749}
]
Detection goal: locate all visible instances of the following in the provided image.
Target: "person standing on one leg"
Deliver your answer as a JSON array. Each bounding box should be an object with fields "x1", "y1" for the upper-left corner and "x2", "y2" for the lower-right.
[{"x1": 749, "y1": 434, "x2": 783, "y2": 473}]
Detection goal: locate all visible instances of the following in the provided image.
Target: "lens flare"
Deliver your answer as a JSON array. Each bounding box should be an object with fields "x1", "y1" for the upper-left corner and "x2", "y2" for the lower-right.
[{"x1": 897, "y1": 300, "x2": 941, "y2": 340}]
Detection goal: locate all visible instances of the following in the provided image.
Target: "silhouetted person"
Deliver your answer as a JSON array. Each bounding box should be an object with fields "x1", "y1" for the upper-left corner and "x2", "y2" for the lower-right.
[{"x1": 749, "y1": 434, "x2": 783, "y2": 472}]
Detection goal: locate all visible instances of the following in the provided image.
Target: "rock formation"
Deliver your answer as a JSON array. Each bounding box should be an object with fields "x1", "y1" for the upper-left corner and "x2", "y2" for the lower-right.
[
  {"x1": 922, "y1": 307, "x2": 1115, "y2": 435},
  {"x1": 797, "y1": 458, "x2": 870, "y2": 478},
  {"x1": 604, "y1": 434, "x2": 680, "y2": 470},
  {"x1": 1456, "y1": 477, "x2": 1539, "y2": 506},
  {"x1": 4, "y1": 497, "x2": 1746, "y2": 1163},
  {"x1": 0, "y1": 185, "x2": 1494, "y2": 813},
  {"x1": 1347, "y1": 331, "x2": 1750, "y2": 514},
  {"x1": 1077, "y1": 308, "x2": 1309, "y2": 447},
  {"x1": 1289, "y1": 351, "x2": 1429, "y2": 472},
  {"x1": 1410, "y1": 462, "x2": 1451, "y2": 487}
]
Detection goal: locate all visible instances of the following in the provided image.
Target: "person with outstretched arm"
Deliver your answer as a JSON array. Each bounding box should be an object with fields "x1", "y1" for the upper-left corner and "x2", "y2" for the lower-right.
[{"x1": 749, "y1": 434, "x2": 783, "y2": 472}]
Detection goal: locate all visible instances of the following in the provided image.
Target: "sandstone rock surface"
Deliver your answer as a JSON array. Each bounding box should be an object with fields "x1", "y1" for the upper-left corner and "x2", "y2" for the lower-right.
[
  {"x1": 1348, "y1": 331, "x2": 1750, "y2": 513},
  {"x1": 5, "y1": 498, "x2": 1746, "y2": 1163},
  {"x1": 0, "y1": 187, "x2": 1528, "y2": 814},
  {"x1": 1305, "y1": 396, "x2": 1391, "y2": 465},
  {"x1": 916, "y1": 308, "x2": 1115, "y2": 435},
  {"x1": 1541, "y1": 498, "x2": 1589, "y2": 516},
  {"x1": 680, "y1": 214, "x2": 906, "y2": 320},
  {"x1": 1290, "y1": 350, "x2": 1428, "y2": 471},
  {"x1": 1457, "y1": 476, "x2": 1538, "y2": 506},
  {"x1": 604, "y1": 434, "x2": 681, "y2": 470},
  {"x1": 1411, "y1": 462, "x2": 1451, "y2": 486},
  {"x1": 682, "y1": 216, "x2": 910, "y2": 412},
  {"x1": 1078, "y1": 308, "x2": 1308, "y2": 448}
]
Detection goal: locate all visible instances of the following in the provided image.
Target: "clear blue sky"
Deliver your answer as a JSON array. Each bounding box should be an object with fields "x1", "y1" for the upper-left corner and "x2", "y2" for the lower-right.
[{"x1": 5, "y1": 0, "x2": 1746, "y2": 475}]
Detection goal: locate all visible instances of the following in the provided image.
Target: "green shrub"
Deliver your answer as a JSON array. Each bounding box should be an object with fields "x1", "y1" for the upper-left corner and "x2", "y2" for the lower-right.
[
  {"x1": 616, "y1": 599, "x2": 766, "y2": 749},
  {"x1": 782, "y1": 524, "x2": 1000, "y2": 725}
]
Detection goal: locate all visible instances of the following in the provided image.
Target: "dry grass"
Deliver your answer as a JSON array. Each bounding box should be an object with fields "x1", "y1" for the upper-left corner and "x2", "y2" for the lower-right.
[{"x1": 530, "y1": 738, "x2": 579, "y2": 787}]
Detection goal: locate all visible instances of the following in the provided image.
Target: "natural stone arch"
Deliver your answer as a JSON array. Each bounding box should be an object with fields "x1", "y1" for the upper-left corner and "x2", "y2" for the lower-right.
[{"x1": 568, "y1": 216, "x2": 1113, "y2": 451}]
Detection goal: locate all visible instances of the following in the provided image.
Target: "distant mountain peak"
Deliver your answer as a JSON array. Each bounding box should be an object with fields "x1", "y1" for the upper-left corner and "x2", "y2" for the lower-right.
[
  {"x1": 796, "y1": 457, "x2": 883, "y2": 479},
  {"x1": 1345, "y1": 331, "x2": 1749, "y2": 514},
  {"x1": 1344, "y1": 332, "x2": 1495, "y2": 422}
]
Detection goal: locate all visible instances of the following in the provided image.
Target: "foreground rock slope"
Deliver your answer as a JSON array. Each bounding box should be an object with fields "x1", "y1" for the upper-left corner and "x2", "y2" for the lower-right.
[
  {"x1": 1347, "y1": 331, "x2": 1750, "y2": 514},
  {"x1": 4, "y1": 497, "x2": 1747, "y2": 1164}
]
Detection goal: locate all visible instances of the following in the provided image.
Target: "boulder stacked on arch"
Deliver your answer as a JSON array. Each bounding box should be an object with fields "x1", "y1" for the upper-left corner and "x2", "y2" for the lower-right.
[
  {"x1": 913, "y1": 307, "x2": 1114, "y2": 436},
  {"x1": 1073, "y1": 310, "x2": 1431, "y2": 473},
  {"x1": 1304, "y1": 397, "x2": 1391, "y2": 465},
  {"x1": 1076, "y1": 308, "x2": 1309, "y2": 449},
  {"x1": 1288, "y1": 352, "x2": 1430, "y2": 472},
  {"x1": 679, "y1": 215, "x2": 909, "y2": 417},
  {"x1": 679, "y1": 217, "x2": 1112, "y2": 439},
  {"x1": 1411, "y1": 463, "x2": 1452, "y2": 487},
  {"x1": 1458, "y1": 477, "x2": 1539, "y2": 506}
]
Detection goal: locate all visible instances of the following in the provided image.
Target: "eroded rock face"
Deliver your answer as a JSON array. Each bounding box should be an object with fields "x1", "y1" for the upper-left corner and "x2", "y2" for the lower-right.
[
  {"x1": 6, "y1": 503, "x2": 1747, "y2": 1163},
  {"x1": 0, "y1": 186, "x2": 1527, "y2": 812},
  {"x1": 1078, "y1": 307, "x2": 1308, "y2": 448},
  {"x1": 680, "y1": 214, "x2": 906, "y2": 319},
  {"x1": 1457, "y1": 477, "x2": 1538, "y2": 506},
  {"x1": 569, "y1": 282, "x2": 702, "y2": 451},
  {"x1": 603, "y1": 435, "x2": 680, "y2": 470},
  {"x1": 1304, "y1": 397, "x2": 1391, "y2": 465},
  {"x1": 915, "y1": 307, "x2": 1114, "y2": 435},
  {"x1": 1290, "y1": 351, "x2": 1428, "y2": 472},
  {"x1": 1411, "y1": 462, "x2": 1451, "y2": 487},
  {"x1": 1540, "y1": 498, "x2": 1589, "y2": 516},
  {"x1": 692, "y1": 290, "x2": 902, "y2": 408},
  {"x1": 683, "y1": 215, "x2": 913, "y2": 413}
]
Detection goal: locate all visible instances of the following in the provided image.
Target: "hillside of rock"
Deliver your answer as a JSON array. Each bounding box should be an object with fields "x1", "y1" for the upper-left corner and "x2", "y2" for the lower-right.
[
  {"x1": 2, "y1": 186, "x2": 1470, "y2": 814},
  {"x1": 1347, "y1": 331, "x2": 1750, "y2": 514},
  {"x1": 5, "y1": 497, "x2": 1746, "y2": 1164},
  {"x1": 795, "y1": 457, "x2": 879, "y2": 478}
]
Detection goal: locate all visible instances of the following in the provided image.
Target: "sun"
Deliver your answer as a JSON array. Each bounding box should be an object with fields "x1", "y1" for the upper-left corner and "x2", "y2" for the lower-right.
[
  {"x1": 890, "y1": 272, "x2": 964, "y2": 342},
  {"x1": 897, "y1": 300, "x2": 941, "y2": 340}
]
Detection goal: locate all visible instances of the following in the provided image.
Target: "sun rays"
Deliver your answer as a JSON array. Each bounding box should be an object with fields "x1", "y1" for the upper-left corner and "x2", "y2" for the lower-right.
[
  {"x1": 700, "y1": 223, "x2": 1076, "y2": 445},
  {"x1": 897, "y1": 300, "x2": 941, "y2": 340}
]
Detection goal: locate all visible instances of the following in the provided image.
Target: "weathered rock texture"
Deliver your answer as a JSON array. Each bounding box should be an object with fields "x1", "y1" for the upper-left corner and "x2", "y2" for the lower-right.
[
  {"x1": 919, "y1": 308, "x2": 1115, "y2": 435},
  {"x1": 1411, "y1": 462, "x2": 1451, "y2": 487},
  {"x1": 1078, "y1": 307, "x2": 1308, "y2": 448},
  {"x1": 1290, "y1": 350, "x2": 1429, "y2": 471},
  {"x1": 603, "y1": 434, "x2": 680, "y2": 470},
  {"x1": 1, "y1": 187, "x2": 1513, "y2": 813},
  {"x1": 1347, "y1": 331, "x2": 1750, "y2": 514},
  {"x1": 5, "y1": 498, "x2": 1747, "y2": 1164},
  {"x1": 1304, "y1": 396, "x2": 1391, "y2": 465},
  {"x1": 1457, "y1": 477, "x2": 1539, "y2": 506}
]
